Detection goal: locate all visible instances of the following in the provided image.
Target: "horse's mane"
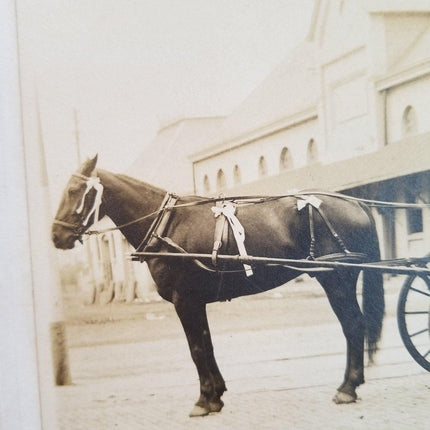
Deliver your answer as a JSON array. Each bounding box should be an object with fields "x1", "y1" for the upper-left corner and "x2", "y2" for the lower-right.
[
  {"x1": 98, "y1": 169, "x2": 213, "y2": 204},
  {"x1": 97, "y1": 169, "x2": 166, "y2": 195}
]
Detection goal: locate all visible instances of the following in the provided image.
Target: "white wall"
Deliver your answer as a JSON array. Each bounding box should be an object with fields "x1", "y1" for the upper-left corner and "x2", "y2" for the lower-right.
[
  {"x1": 194, "y1": 118, "x2": 319, "y2": 195},
  {"x1": 386, "y1": 75, "x2": 430, "y2": 144},
  {"x1": 317, "y1": 0, "x2": 368, "y2": 65},
  {"x1": 321, "y1": 46, "x2": 378, "y2": 161}
]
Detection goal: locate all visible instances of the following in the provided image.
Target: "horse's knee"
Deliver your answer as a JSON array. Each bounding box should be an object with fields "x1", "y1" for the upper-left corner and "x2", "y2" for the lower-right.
[{"x1": 190, "y1": 344, "x2": 205, "y2": 363}]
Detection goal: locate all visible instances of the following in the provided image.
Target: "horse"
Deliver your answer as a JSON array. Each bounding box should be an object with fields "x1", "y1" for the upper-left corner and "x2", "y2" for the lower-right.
[{"x1": 52, "y1": 155, "x2": 384, "y2": 417}]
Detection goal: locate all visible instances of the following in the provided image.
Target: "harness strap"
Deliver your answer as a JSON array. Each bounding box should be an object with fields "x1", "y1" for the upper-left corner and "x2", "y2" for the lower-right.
[
  {"x1": 136, "y1": 193, "x2": 178, "y2": 257},
  {"x1": 153, "y1": 235, "x2": 217, "y2": 273},
  {"x1": 308, "y1": 205, "x2": 316, "y2": 259},
  {"x1": 298, "y1": 195, "x2": 351, "y2": 259},
  {"x1": 211, "y1": 200, "x2": 228, "y2": 268},
  {"x1": 53, "y1": 219, "x2": 79, "y2": 230},
  {"x1": 211, "y1": 202, "x2": 253, "y2": 277},
  {"x1": 314, "y1": 207, "x2": 350, "y2": 254},
  {"x1": 70, "y1": 189, "x2": 430, "y2": 238}
]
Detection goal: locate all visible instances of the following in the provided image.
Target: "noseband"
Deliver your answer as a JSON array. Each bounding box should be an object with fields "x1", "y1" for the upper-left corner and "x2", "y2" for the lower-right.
[{"x1": 53, "y1": 172, "x2": 104, "y2": 239}]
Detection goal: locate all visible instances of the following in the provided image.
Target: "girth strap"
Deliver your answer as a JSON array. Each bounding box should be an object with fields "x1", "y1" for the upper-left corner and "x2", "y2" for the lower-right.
[{"x1": 211, "y1": 202, "x2": 253, "y2": 276}]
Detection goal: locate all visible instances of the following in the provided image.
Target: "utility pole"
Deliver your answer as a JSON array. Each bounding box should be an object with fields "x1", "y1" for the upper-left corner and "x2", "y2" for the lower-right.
[{"x1": 73, "y1": 108, "x2": 82, "y2": 165}]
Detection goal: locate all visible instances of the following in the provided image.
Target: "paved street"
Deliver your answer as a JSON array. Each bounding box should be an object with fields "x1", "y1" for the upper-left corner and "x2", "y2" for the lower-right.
[{"x1": 55, "y1": 283, "x2": 430, "y2": 429}]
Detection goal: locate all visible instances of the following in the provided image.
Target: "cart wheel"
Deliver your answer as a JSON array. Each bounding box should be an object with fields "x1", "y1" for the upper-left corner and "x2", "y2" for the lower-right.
[{"x1": 397, "y1": 269, "x2": 430, "y2": 372}]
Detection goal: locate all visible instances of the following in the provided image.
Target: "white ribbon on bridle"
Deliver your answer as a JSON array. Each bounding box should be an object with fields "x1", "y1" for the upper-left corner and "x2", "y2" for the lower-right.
[
  {"x1": 211, "y1": 202, "x2": 253, "y2": 277},
  {"x1": 76, "y1": 176, "x2": 104, "y2": 226}
]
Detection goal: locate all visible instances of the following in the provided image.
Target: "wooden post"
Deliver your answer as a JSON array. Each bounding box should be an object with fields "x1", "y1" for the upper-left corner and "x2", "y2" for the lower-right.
[{"x1": 35, "y1": 96, "x2": 72, "y2": 386}]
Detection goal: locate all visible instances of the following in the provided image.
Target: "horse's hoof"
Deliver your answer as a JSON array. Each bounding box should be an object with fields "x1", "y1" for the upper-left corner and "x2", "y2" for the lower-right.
[
  {"x1": 189, "y1": 405, "x2": 210, "y2": 417},
  {"x1": 332, "y1": 391, "x2": 357, "y2": 404},
  {"x1": 209, "y1": 400, "x2": 224, "y2": 413}
]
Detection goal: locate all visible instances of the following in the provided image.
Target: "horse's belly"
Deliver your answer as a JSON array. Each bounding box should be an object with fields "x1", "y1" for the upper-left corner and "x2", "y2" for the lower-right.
[{"x1": 210, "y1": 266, "x2": 300, "y2": 302}]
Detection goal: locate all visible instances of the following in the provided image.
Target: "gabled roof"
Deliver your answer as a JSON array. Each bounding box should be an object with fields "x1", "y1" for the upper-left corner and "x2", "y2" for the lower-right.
[
  {"x1": 192, "y1": 41, "x2": 318, "y2": 158},
  {"x1": 367, "y1": 0, "x2": 430, "y2": 14},
  {"x1": 128, "y1": 116, "x2": 224, "y2": 192},
  {"x1": 389, "y1": 20, "x2": 430, "y2": 72},
  {"x1": 224, "y1": 41, "x2": 317, "y2": 135},
  {"x1": 307, "y1": 0, "x2": 322, "y2": 42},
  {"x1": 308, "y1": 0, "x2": 430, "y2": 40}
]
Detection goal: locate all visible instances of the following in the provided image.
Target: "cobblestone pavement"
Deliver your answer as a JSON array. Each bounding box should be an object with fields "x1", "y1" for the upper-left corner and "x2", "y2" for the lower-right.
[{"x1": 55, "y1": 283, "x2": 430, "y2": 430}]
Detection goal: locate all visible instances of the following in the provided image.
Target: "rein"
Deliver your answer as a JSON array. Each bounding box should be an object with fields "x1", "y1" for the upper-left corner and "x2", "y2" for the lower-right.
[{"x1": 55, "y1": 170, "x2": 430, "y2": 239}]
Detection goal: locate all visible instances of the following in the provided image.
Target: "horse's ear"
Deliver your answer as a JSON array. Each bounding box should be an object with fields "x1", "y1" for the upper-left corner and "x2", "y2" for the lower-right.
[
  {"x1": 81, "y1": 154, "x2": 98, "y2": 176},
  {"x1": 89, "y1": 154, "x2": 98, "y2": 171}
]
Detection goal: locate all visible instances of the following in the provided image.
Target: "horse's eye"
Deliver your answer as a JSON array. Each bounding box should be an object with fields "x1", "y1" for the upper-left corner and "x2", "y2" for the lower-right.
[{"x1": 68, "y1": 187, "x2": 80, "y2": 196}]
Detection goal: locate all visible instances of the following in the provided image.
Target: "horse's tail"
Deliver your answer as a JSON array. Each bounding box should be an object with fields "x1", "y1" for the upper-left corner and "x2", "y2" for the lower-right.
[{"x1": 361, "y1": 206, "x2": 385, "y2": 363}]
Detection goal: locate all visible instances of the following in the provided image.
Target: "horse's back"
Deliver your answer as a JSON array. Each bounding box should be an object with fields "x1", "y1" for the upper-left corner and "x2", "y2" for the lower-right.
[{"x1": 149, "y1": 194, "x2": 377, "y2": 302}]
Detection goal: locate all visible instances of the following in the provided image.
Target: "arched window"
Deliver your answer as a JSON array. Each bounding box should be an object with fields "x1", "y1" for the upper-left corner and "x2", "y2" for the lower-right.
[
  {"x1": 279, "y1": 147, "x2": 293, "y2": 171},
  {"x1": 258, "y1": 156, "x2": 268, "y2": 177},
  {"x1": 402, "y1": 105, "x2": 418, "y2": 136},
  {"x1": 307, "y1": 139, "x2": 318, "y2": 164},
  {"x1": 216, "y1": 169, "x2": 226, "y2": 190},
  {"x1": 203, "y1": 175, "x2": 210, "y2": 194},
  {"x1": 233, "y1": 164, "x2": 242, "y2": 185}
]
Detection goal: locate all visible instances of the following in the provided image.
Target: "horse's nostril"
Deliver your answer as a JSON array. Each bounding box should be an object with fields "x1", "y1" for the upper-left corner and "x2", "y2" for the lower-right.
[{"x1": 52, "y1": 232, "x2": 59, "y2": 245}]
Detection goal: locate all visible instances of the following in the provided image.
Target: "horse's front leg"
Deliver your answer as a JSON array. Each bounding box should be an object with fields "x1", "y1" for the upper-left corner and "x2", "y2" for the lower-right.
[{"x1": 174, "y1": 297, "x2": 227, "y2": 417}]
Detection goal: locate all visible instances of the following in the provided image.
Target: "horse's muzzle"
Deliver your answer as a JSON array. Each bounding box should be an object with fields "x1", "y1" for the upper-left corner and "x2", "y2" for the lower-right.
[{"x1": 52, "y1": 226, "x2": 79, "y2": 250}]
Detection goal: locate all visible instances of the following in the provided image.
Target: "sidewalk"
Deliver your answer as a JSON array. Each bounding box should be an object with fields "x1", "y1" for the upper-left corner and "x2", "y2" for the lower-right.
[{"x1": 55, "y1": 311, "x2": 430, "y2": 430}]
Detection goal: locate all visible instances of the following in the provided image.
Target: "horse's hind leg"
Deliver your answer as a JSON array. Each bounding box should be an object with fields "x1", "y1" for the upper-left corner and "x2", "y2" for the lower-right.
[
  {"x1": 317, "y1": 270, "x2": 365, "y2": 404},
  {"x1": 174, "y1": 297, "x2": 226, "y2": 417}
]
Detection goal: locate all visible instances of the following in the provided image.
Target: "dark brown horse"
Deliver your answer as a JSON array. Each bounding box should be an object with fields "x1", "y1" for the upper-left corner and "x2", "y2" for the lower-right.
[{"x1": 52, "y1": 156, "x2": 384, "y2": 417}]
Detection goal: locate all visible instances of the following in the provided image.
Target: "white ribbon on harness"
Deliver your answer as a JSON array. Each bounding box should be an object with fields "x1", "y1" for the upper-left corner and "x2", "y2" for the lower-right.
[
  {"x1": 211, "y1": 202, "x2": 253, "y2": 277},
  {"x1": 76, "y1": 176, "x2": 104, "y2": 226},
  {"x1": 297, "y1": 195, "x2": 322, "y2": 211}
]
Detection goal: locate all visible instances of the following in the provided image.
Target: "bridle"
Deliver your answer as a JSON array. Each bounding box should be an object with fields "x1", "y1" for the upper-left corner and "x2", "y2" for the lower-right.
[{"x1": 53, "y1": 172, "x2": 104, "y2": 240}]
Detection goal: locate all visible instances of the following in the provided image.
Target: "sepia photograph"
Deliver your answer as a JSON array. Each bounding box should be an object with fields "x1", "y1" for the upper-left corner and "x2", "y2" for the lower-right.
[{"x1": 2, "y1": 0, "x2": 430, "y2": 429}]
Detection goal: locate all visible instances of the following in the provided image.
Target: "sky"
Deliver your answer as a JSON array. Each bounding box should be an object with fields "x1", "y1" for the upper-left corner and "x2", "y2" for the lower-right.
[{"x1": 16, "y1": 0, "x2": 314, "y2": 201}]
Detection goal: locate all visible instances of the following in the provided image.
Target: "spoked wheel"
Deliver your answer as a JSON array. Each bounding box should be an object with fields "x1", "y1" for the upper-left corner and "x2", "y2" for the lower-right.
[{"x1": 397, "y1": 267, "x2": 430, "y2": 372}]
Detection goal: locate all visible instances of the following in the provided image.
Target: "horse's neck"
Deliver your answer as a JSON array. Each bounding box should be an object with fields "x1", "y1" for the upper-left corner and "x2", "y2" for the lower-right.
[{"x1": 97, "y1": 170, "x2": 166, "y2": 248}]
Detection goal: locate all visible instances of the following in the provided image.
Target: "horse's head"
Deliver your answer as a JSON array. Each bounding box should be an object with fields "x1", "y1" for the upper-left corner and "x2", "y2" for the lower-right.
[{"x1": 52, "y1": 155, "x2": 103, "y2": 249}]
